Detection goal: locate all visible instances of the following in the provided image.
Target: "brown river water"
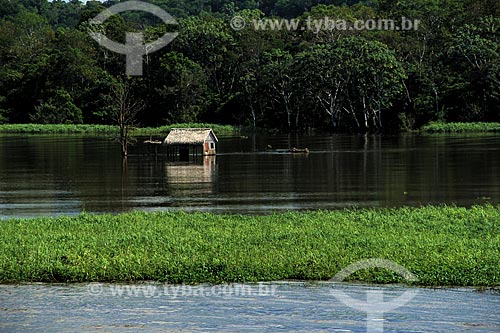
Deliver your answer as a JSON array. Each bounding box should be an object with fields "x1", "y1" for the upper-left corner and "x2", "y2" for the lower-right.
[{"x1": 1, "y1": 134, "x2": 499, "y2": 218}]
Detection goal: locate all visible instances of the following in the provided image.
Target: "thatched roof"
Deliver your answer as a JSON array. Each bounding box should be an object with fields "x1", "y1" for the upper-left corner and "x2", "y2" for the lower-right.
[{"x1": 164, "y1": 128, "x2": 218, "y2": 145}]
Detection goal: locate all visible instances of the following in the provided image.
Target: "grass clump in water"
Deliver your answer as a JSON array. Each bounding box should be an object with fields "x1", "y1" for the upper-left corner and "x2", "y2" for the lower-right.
[
  {"x1": 0, "y1": 206, "x2": 499, "y2": 286},
  {"x1": 421, "y1": 122, "x2": 500, "y2": 133}
]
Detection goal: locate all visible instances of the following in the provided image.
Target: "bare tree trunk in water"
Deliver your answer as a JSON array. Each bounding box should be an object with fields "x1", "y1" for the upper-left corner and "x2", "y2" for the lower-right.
[{"x1": 109, "y1": 80, "x2": 145, "y2": 158}]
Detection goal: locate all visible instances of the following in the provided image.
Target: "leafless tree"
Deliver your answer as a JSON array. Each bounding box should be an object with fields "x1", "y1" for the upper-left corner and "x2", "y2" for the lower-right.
[{"x1": 108, "y1": 81, "x2": 145, "y2": 158}]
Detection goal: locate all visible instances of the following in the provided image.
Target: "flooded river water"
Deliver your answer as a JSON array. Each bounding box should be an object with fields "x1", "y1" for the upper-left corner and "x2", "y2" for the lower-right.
[{"x1": 1, "y1": 134, "x2": 500, "y2": 218}]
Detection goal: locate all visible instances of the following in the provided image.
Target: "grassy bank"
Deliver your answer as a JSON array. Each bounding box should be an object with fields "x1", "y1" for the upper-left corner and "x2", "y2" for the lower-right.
[
  {"x1": 1, "y1": 206, "x2": 499, "y2": 286},
  {"x1": 0, "y1": 123, "x2": 239, "y2": 137},
  {"x1": 421, "y1": 122, "x2": 500, "y2": 133}
]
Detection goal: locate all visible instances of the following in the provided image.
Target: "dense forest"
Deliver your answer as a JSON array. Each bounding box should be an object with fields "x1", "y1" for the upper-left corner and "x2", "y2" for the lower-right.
[{"x1": 0, "y1": 0, "x2": 499, "y2": 132}]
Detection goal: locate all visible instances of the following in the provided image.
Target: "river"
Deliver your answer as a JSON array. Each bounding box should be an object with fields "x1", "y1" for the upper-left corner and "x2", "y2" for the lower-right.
[
  {"x1": 1, "y1": 134, "x2": 500, "y2": 218},
  {"x1": 1, "y1": 282, "x2": 499, "y2": 332}
]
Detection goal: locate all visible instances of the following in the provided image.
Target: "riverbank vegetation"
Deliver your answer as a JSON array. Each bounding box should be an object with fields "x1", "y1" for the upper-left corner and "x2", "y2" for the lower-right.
[
  {"x1": 0, "y1": 123, "x2": 239, "y2": 136},
  {"x1": 1, "y1": 206, "x2": 499, "y2": 286},
  {"x1": 0, "y1": 1, "x2": 499, "y2": 133},
  {"x1": 3, "y1": 122, "x2": 500, "y2": 136},
  {"x1": 421, "y1": 122, "x2": 500, "y2": 133}
]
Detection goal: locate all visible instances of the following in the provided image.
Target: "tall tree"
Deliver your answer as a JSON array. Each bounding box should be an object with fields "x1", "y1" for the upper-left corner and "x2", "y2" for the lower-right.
[
  {"x1": 0, "y1": 11, "x2": 54, "y2": 122},
  {"x1": 30, "y1": 88, "x2": 83, "y2": 124},
  {"x1": 173, "y1": 15, "x2": 238, "y2": 109},
  {"x1": 447, "y1": 17, "x2": 500, "y2": 121},
  {"x1": 262, "y1": 49, "x2": 297, "y2": 130},
  {"x1": 156, "y1": 52, "x2": 208, "y2": 123},
  {"x1": 295, "y1": 37, "x2": 406, "y2": 131}
]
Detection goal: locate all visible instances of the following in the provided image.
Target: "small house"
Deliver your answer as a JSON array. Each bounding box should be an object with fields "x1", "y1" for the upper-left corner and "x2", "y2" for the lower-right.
[{"x1": 164, "y1": 128, "x2": 218, "y2": 159}]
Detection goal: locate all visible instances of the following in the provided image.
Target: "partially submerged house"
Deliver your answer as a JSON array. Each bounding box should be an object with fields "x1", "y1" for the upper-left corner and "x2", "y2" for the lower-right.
[{"x1": 164, "y1": 128, "x2": 218, "y2": 159}]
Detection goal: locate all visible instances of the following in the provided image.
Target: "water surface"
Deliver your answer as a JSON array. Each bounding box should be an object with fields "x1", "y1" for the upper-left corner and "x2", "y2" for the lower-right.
[
  {"x1": 1, "y1": 134, "x2": 499, "y2": 218},
  {"x1": 1, "y1": 283, "x2": 499, "y2": 332}
]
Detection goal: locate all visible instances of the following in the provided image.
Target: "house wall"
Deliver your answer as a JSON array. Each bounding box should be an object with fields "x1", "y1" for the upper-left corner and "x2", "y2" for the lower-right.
[{"x1": 203, "y1": 138, "x2": 216, "y2": 156}]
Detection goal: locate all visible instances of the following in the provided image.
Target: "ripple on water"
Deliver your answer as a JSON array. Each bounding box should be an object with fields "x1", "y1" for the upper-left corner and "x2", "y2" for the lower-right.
[{"x1": 1, "y1": 283, "x2": 499, "y2": 332}]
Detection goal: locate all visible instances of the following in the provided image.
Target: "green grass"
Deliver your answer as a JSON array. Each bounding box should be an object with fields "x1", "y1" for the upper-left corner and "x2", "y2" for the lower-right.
[
  {"x1": 0, "y1": 123, "x2": 239, "y2": 137},
  {"x1": 1, "y1": 206, "x2": 499, "y2": 286},
  {"x1": 0, "y1": 124, "x2": 117, "y2": 134},
  {"x1": 421, "y1": 122, "x2": 500, "y2": 133},
  {"x1": 134, "y1": 123, "x2": 239, "y2": 137}
]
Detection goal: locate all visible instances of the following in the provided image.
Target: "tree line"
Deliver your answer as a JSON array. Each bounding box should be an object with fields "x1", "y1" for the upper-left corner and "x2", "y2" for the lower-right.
[{"x1": 0, "y1": 0, "x2": 499, "y2": 132}]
